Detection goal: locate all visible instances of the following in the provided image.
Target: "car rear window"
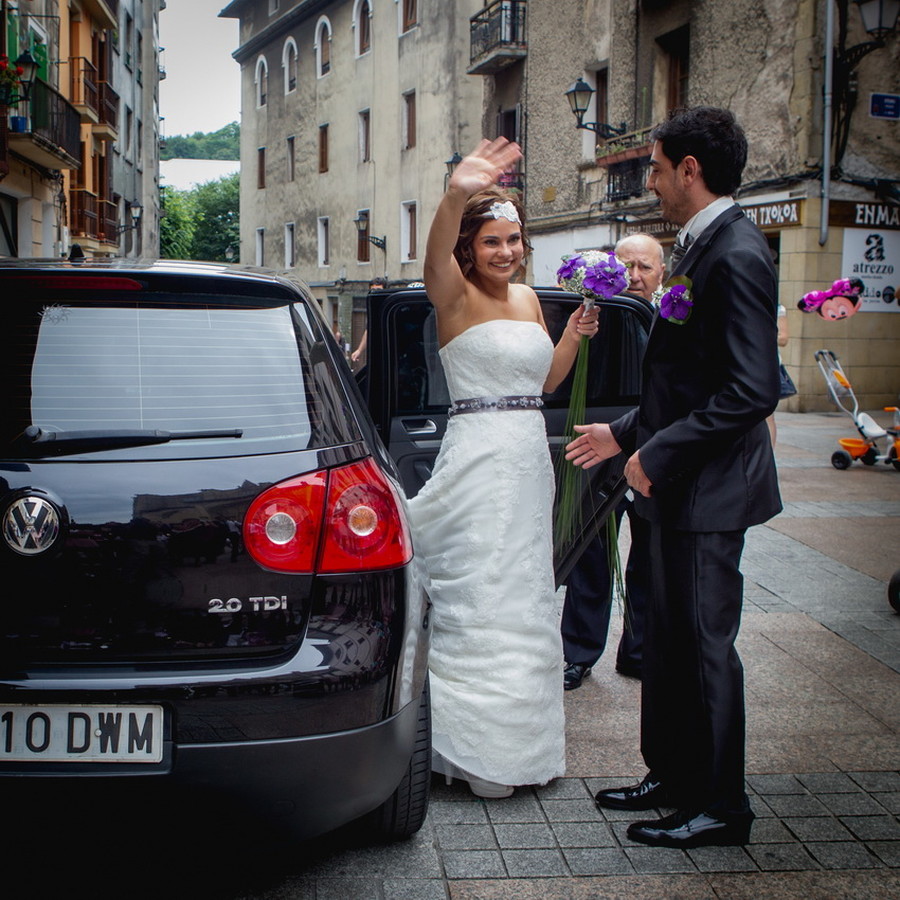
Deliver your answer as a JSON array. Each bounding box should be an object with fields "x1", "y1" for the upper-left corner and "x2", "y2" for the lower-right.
[{"x1": 6, "y1": 296, "x2": 359, "y2": 460}]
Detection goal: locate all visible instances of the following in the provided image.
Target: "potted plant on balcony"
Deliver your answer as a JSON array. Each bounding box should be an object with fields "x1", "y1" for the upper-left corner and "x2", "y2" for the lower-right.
[{"x1": 0, "y1": 56, "x2": 25, "y2": 109}]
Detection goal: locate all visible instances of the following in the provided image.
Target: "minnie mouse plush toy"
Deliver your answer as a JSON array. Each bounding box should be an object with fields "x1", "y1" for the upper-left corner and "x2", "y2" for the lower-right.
[{"x1": 798, "y1": 277, "x2": 865, "y2": 320}]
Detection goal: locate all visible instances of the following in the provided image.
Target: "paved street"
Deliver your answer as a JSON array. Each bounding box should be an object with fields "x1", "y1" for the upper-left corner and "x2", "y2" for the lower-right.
[
  {"x1": 224, "y1": 410, "x2": 898, "y2": 900},
  {"x1": 20, "y1": 411, "x2": 899, "y2": 900}
]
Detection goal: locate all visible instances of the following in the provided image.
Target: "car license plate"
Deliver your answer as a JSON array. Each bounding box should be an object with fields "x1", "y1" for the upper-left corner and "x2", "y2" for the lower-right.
[{"x1": 0, "y1": 704, "x2": 164, "y2": 763}]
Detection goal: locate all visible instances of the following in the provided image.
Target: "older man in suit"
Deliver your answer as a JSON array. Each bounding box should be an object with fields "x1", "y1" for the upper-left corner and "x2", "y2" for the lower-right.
[{"x1": 566, "y1": 106, "x2": 781, "y2": 848}]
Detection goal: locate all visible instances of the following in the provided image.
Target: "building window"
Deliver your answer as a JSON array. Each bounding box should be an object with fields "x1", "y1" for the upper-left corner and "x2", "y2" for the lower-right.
[
  {"x1": 287, "y1": 136, "x2": 295, "y2": 181},
  {"x1": 255, "y1": 56, "x2": 268, "y2": 107},
  {"x1": 357, "y1": 209, "x2": 371, "y2": 263},
  {"x1": 257, "y1": 147, "x2": 266, "y2": 188},
  {"x1": 355, "y1": 0, "x2": 372, "y2": 56},
  {"x1": 284, "y1": 222, "x2": 295, "y2": 268},
  {"x1": 658, "y1": 26, "x2": 689, "y2": 112},
  {"x1": 402, "y1": 0, "x2": 417, "y2": 33},
  {"x1": 401, "y1": 200, "x2": 417, "y2": 261},
  {"x1": 269, "y1": 0, "x2": 280, "y2": 14},
  {"x1": 255, "y1": 228, "x2": 265, "y2": 267},
  {"x1": 124, "y1": 106, "x2": 133, "y2": 158},
  {"x1": 283, "y1": 37, "x2": 298, "y2": 93},
  {"x1": 318, "y1": 217, "x2": 330, "y2": 266},
  {"x1": 359, "y1": 110, "x2": 371, "y2": 162},
  {"x1": 403, "y1": 91, "x2": 416, "y2": 149},
  {"x1": 318, "y1": 124, "x2": 329, "y2": 172},
  {"x1": 316, "y1": 17, "x2": 332, "y2": 77}
]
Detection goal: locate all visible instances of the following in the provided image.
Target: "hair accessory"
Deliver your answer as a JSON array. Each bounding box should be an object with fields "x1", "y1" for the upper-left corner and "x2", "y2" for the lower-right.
[{"x1": 483, "y1": 200, "x2": 521, "y2": 224}]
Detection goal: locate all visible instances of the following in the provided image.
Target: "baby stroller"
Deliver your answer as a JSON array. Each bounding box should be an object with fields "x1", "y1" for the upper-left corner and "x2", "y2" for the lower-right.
[{"x1": 815, "y1": 349, "x2": 900, "y2": 471}]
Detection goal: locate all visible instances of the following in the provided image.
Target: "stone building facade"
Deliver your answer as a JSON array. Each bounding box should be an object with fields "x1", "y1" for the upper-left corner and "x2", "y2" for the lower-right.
[
  {"x1": 476, "y1": 0, "x2": 899, "y2": 411},
  {"x1": 221, "y1": 0, "x2": 484, "y2": 351},
  {"x1": 0, "y1": 0, "x2": 162, "y2": 259}
]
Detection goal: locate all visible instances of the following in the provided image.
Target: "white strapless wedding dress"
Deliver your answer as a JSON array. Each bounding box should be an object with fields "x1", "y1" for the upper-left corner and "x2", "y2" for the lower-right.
[{"x1": 407, "y1": 319, "x2": 566, "y2": 786}]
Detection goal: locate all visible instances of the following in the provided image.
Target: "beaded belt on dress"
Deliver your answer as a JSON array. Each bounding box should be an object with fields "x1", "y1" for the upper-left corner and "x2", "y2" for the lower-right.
[{"x1": 447, "y1": 395, "x2": 544, "y2": 417}]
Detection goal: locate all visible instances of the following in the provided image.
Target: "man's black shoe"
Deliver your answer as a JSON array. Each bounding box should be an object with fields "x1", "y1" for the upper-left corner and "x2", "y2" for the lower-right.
[
  {"x1": 594, "y1": 774, "x2": 671, "y2": 811},
  {"x1": 626, "y1": 809, "x2": 754, "y2": 848},
  {"x1": 563, "y1": 663, "x2": 591, "y2": 690}
]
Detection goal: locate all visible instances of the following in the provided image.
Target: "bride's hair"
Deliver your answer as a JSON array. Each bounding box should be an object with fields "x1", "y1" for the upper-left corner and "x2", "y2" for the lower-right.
[{"x1": 453, "y1": 188, "x2": 531, "y2": 281}]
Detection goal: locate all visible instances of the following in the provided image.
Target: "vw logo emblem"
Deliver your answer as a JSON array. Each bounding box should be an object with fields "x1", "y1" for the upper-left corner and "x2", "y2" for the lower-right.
[{"x1": 3, "y1": 496, "x2": 62, "y2": 556}]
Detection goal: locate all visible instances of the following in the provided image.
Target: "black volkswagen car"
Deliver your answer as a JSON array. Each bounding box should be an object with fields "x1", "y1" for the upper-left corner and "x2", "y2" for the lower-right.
[
  {"x1": 0, "y1": 260, "x2": 430, "y2": 842},
  {"x1": 1, "y1": 260, "x2": 651, "y2": 846}
]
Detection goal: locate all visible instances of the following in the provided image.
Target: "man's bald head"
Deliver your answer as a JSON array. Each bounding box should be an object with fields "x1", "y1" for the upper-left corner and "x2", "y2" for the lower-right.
[{"x1": 615, "y1": 233, "x2": 666, "y2": 301}]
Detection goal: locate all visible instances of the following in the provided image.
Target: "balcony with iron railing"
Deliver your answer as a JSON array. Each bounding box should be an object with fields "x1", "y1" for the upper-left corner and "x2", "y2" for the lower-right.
[
  {"x1": 591, "y1": 126, "x2": 653, "y2": 203},
  {"x1": 468, "y1": 0, "x2": 527, "y2": 75},
  {"x1": 7, "y1": 79, "x2": 81, "y2": 170},
  {"x1": 70, "y1": 57, "x2": 100, "y2": 121},
  {"x1": 100, "y1": 198, "x2": 119, "y2": 244},
  {"x1": 70, "y1": 188, "x2": 100, "y2": 239},
  {"x1": 94, "y1": 81, "x2": 119, "y2": 140}
]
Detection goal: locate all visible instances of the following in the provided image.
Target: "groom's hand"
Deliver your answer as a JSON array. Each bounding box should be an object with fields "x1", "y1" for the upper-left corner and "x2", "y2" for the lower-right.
[
  {"x1": 624, "y1": 451, "x2": 652, "y2": 497},
  {"x1": 565, "y1": 423, "x2": 621, "y2": 469}
]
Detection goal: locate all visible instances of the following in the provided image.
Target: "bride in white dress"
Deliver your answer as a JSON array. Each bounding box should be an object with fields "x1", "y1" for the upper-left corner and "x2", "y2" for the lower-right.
[{"x1": 408, "y1": 139, "x2": 598, "y2": 798}]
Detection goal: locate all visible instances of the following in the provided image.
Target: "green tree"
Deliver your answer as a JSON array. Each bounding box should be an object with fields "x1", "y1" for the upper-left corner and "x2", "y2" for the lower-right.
[
  {"x1": 159, "y1": 186, "x2": 196, "y2": 259},
  {"x1": 160, "y1": 122, "x2": 240, "y2": 161},
  {"x1": 190, "y1": 173, "x2": 240, "y2": 262}
]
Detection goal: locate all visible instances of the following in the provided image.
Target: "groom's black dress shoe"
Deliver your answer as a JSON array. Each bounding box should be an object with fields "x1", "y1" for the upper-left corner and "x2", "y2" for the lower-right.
[
  {"x1": 563, "y1": 663, "x2": 591, "y2": 691},
  {"x1": 594, "y1": 774, "x2": 671, "y2": 811},
  {"x1": 626, "y1": 809, "x2": 755, "y2": 848}
]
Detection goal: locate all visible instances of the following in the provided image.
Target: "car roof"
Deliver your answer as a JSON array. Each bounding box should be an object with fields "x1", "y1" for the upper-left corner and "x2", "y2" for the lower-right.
[{"x1": 0, "y1": 258, "x2": 315, "y2": 301}]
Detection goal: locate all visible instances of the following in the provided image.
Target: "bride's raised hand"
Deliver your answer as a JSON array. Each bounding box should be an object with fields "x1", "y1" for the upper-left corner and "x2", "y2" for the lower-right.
[{"x1": 448, "y1": 138, "x2": 522, "y2": 197}]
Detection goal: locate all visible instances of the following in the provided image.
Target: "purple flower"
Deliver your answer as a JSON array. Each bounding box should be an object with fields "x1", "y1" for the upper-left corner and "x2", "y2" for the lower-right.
[
  {"x1": 659, "y1": 283, "x2": 693, "y2": 322},
  {"x1": 582, "y1": 254, "x2": 628, "y2": 299},
  {"x1": 557, "y1": 255, "x2": 585, "y2": 282}
]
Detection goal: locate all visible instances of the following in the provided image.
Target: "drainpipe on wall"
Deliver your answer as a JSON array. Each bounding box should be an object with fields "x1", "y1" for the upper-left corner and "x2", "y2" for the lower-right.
[{"x1": 820, "y1": 0, "x2": 834, "y2": 246}]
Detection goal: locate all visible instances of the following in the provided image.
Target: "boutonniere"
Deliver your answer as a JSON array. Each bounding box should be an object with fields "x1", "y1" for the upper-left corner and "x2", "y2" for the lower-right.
[{"x1": 652, "y1": 276, "x2": 694, "y2": 324}]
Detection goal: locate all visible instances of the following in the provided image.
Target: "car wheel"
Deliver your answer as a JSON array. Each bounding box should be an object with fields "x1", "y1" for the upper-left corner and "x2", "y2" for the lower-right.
[
  {"x1": 831, "y1": 450, "x2": 853, "y2": 470},
  {"x1": 890, "y1": 570, "x2": 900, "y2": 614},
  {"x1": 364, "y1": 679, "x2": 431, "y2": 841},
  {"x1": 861, "y1": 446, "x2": 878, "y2": 465}
]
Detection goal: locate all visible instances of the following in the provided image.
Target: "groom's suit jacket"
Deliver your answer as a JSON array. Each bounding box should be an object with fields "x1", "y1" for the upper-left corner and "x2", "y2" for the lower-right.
[{"x1": 610, "y1": 204, "x2": 782, "y2": 532}]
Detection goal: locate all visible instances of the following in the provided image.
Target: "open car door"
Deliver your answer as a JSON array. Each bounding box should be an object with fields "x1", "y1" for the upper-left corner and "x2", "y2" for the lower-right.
[{"x1": 361, "y1": 287, "x2": 653, "y2": 587}]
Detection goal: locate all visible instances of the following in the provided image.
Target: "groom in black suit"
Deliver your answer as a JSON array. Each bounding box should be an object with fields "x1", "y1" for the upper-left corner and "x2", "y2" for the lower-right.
[{"x1": 566, "y1": 106, "x2": 781, "y2": 848}]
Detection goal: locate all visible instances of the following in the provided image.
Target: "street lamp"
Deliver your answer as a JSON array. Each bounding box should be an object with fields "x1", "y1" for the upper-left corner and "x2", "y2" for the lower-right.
[
  {"x1": 116, "y1": 202, "x2": 143, "y2": 235},
  {"x1": 354, "y1": 212, "x2": 386, "y2": 251},
  {"x1": 445, "y1": 151, "x2": 463, "y2": 177},
  {"x1": 564, "y1": 78, "x2": 627, "y2": 140}
]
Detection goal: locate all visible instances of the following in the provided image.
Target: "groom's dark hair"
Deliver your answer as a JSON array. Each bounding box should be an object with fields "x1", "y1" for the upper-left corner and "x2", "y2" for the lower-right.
[{"x1": 650, "y1": 106, "x2": 748, "y2": 197}]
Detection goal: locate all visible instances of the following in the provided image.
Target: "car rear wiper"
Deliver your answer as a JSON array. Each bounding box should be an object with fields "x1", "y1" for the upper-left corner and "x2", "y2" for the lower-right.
[{"x1": 11, "y1": 425, "x2": 243, "y2": 457}]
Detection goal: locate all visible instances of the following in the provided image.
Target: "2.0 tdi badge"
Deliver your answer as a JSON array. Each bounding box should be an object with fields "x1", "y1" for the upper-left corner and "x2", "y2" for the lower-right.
[{"x1": 3, "y1": 495, "x2": 62, "y2": 556}]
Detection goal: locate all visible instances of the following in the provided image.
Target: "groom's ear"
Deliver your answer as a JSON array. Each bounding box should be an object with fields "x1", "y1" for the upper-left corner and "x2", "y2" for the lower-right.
[{"x1": 679, "y1": 154, "x2": 701, "y2": 185}]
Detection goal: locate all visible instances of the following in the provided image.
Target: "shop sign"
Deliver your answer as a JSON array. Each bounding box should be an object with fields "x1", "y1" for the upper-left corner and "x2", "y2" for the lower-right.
[
  {"x1": 740, "y1": 199, "x2": 801, "y2": 228},
  {"x1": 623, "y1": 219, "x2": 678, "y2": 239},
  {"x1": 841, "y1": 228, "x2": 899, "y2": 313},
  {"x1": 831, "y1": 201, "x2": 900, "y2": 230}
]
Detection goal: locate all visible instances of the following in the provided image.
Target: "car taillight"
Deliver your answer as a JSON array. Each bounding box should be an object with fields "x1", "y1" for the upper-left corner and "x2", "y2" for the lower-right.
[
  {"x1": 242, "y1": 459, "x2": 412, "y2": 574},
  {"x1": 319, "y1": 457, "x2": 413, "y2": 573},
  {"x1": 243, "y1": 471, "x2": 327, "y2": 572}
]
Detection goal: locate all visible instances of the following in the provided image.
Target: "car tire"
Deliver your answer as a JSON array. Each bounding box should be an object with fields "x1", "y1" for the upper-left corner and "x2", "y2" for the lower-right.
[
  {"x1": 363, "y1": 679, "x2": 431, "y2": 841},
  {"x1": 831, "y1": 450, "x2": 853, "y2": 470},
  {"x1": 890, "y1": 570, "x2": 900, "y2": 614}
]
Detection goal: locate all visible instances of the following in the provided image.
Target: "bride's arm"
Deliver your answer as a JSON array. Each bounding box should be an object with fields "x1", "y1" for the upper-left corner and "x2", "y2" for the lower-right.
[
  {"x1": 424, "y1": 138, "x2": 522, "y2": 317},
  {"x1": 542, "y1": 303, "x2": 599, "y2": 393}
]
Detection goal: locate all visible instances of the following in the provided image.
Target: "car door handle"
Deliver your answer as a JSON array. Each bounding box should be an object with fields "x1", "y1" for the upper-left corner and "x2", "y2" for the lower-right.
[{"x1": 402, "y1": 418, "x2": 438, "y2": 436}]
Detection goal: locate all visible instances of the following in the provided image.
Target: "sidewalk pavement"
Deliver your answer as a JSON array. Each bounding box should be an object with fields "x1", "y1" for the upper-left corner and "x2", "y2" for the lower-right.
[{"x1": 233, "y1": 411, "x2": 899, "y2": 900}]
